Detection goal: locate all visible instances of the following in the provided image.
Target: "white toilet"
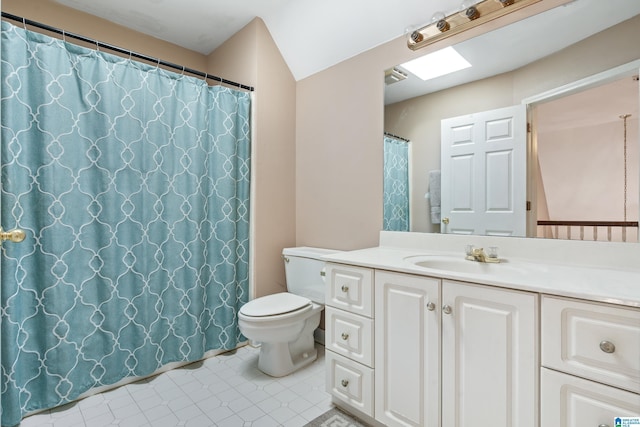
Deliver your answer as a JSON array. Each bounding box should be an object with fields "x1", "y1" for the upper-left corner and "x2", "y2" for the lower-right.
[{"x1": 238, "y1": 247, "x2": 339, "y2": 377}]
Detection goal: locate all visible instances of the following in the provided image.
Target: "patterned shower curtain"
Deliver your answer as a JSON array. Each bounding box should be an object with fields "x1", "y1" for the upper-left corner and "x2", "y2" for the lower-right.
[
  {"x1": 0, "y1": 21, "x2": 250, "y2": 427},
  {"x1": 383, "y1": 134, "x2": 410, "y2": 231}
]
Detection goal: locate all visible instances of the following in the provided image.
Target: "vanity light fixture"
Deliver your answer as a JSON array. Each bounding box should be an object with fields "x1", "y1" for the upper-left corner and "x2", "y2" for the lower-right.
[{"x1": 408, "y1": 0, "x2": 541, "y2": 51}]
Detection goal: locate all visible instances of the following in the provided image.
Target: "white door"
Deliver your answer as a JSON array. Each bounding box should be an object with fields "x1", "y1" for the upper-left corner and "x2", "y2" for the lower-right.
[
  {"x1": 441, "y1": 105, "x2": 527, "y2": 236},
  {"x1": 375, "y1": 271, "x2": 441, "y2": 427},
  {"x1": 441, "y1": 280, "x2": 538, "y2": 427}
]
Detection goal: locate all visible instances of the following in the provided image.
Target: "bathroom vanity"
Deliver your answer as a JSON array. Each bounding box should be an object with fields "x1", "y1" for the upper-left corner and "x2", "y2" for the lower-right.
[{"x1": 323, "y1": 232, "x2": 640, "y2": 427}]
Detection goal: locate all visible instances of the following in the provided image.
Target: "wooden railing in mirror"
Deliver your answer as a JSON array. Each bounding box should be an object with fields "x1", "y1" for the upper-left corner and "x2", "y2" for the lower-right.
[{"x1": 537, "y1": 221, "x2": 639, "y2": 243}]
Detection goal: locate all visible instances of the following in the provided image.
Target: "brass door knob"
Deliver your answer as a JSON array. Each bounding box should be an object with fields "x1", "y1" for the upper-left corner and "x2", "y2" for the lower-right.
[{"x1": 0, "y1": 227, "x2": 26, "y2": 244}]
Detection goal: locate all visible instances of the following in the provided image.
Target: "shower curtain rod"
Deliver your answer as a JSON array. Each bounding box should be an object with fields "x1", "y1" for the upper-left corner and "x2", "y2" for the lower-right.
[
  {"x1": 384, "y1": 131, "x2": 410, "y2": 142},
  {"x1": 1, "y1": 12, "x2": 255, "y2": 92}
]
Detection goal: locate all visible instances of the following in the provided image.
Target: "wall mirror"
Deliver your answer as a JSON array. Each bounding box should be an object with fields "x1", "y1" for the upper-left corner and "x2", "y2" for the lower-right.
[{"x1": 384, "y1": 0, "x2": 640, "y2": 243}]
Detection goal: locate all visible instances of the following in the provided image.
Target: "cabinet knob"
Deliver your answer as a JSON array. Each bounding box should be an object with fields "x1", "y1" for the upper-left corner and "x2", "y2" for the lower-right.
[
  {"x1": 341, "y1": 332, "x2": 349, "y2": 341},
  {"x1": 341, "y1": 379, "x2": 349, "y2": 388},
  {"x1": 426, "y1": 302, "x2": 436, "y2": 311},
  {"x1": 341, "y1": 285, "x2": 349, "y2": 293},
  {"x1": 442, "y1": 305, "x2": 452, "y2": 315},
  {"x1": 599, "y1": 340, "x2": 616, "y2": 354}
]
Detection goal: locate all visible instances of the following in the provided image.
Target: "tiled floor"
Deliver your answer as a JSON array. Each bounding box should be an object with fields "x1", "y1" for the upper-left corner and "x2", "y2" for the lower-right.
[{"x1": 19, "y1": 344, "x2": 332, "y2": 427}]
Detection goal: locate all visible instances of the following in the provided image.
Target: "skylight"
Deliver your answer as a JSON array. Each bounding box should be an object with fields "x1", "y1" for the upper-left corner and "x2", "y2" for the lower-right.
[{"x1": 400, "y1": 46, "x2": 471, "y2": 81}]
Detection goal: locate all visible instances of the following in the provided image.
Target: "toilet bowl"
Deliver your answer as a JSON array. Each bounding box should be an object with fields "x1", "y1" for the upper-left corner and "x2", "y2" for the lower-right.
[{"x1": 238, "y1": 247, "x2": 340, "y2": 377}]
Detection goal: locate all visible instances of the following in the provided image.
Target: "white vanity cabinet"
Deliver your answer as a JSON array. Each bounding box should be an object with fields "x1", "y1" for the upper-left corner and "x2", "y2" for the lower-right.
[
  {"x1": 540, "y1": 296, "x2": 640, "y2": 427},
  {"x1": 324, "y1": 263, "x2": 375, "y2": 416},
  {"x1": 374, "y1": 271, "x2": 440, "y2": 427},
  {"x1": 440, "y1": 279, "x2": 538, "y2": 427},
  {"x1": 374, "y1": 271, "x2": 538, "y2": 427}
]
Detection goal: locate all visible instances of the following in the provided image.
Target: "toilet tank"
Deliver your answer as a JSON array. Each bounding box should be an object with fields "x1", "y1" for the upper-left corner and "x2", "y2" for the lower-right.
[{"x1": 283, "y1": 247, "x2": 341, "y2": 303}]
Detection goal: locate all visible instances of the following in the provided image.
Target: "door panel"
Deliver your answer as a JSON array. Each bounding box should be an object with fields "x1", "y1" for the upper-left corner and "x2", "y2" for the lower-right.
[{"x1": 441, "y1": 105, "x2": 527, "y2": 236}]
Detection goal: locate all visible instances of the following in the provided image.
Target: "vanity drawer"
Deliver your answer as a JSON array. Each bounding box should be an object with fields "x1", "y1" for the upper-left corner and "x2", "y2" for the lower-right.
[
  {"x1": 326, "y1": 263, "x2": 374, "y2": 317},
  {"x1": 541, "y1": 368, "x2": 640, "y2": 427},
  {"x1": 542, "y1": 296, "x2": 640, "y2": 393},
  {"x1": 325, "y1": 307, "x2": 374, "y2": 367},
  {"x1": 326, "y1": 350, "x2": 374, "y2": 417}
]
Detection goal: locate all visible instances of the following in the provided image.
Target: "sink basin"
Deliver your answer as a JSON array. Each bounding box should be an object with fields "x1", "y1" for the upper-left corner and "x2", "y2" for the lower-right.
[{"x1": 405, "y1": 255, "x2": 526, "y2": 275}]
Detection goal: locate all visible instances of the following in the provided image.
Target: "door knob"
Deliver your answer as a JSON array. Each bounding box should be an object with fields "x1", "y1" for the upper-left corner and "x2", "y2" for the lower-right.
[{"x1": 0, "y1": 227, "x2": 26, "y2": 244}]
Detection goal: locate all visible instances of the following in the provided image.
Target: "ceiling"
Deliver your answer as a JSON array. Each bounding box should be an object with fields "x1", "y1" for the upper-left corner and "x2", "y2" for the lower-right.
[
  {"x1": 52, "y1": 0, "x2": 640, "y2": 86},
  {"x1": 537, "y1": 77, "x2": 640, "y2": 133},
  {"x1": 54, "y1": 0, "x2": 453, "y2": 81}
]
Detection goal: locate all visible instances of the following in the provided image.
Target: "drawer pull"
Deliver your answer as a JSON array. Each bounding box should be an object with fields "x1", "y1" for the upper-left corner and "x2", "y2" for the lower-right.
[
  {"x1": 341, "y1": 285, "x2": 349, "y2": 293},
  {"x1": 599, "y1": 340, "x2": 616, "y2": 354},
  {"x1": 341, "y1": 332, "x2": 349, "y2": 341},
  {"x1": 598, "y1": 424, "x2": 610, "y2": 427},
  {"x1": 442, "y1": 305, "x2": 452, "y2": 315},
  {"x1": 426, "y1": 302, "x2": 436, "y2": 311},
  {"x1": 341, "y1": 379, "x2": 349, "y2": 388}
]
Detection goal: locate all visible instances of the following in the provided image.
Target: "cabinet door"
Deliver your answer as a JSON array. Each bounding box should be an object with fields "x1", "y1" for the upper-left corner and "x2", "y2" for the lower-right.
[
  {"x1": 441, "y1": 281, "x2": 538, "y2": 427},
  {"x1": 541, "y1": 367, "x2": 640, "y2": 427},
  {"x1": 375, "y1": 271, "x2": 441, "y2": 427}
]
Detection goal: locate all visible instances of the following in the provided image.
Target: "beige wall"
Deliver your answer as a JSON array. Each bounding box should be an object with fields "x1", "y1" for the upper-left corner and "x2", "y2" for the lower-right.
[
  {"x1": 208, "y1": 19, "x2": 297, "y2": 297},
  {"x1": 2, "y1": 1, "x2": 297, "y2": 299}
]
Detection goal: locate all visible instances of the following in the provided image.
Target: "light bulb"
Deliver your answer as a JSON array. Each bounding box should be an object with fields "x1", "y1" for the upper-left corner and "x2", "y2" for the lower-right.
[
  {"x1": 404, "y1": 25, "x2": 424, "y2": 44},
  {"x1": 431, "y1": 11, "x2": 446, "y2": 24},
  {"x1": 431, "y1": 12, "x2": 450, "y2": 32},
  {"x1": 460, "y1": 0, "x2": 480, "y2": 20},
  {"x1": 460, "y1": 0, "x2": 479, "y2": 9}
]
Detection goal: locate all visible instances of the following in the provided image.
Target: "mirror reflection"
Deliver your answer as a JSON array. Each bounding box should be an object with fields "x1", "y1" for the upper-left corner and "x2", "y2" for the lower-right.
[{"x1": 383, "y1": 0, "x2": 640, "y2": 243}]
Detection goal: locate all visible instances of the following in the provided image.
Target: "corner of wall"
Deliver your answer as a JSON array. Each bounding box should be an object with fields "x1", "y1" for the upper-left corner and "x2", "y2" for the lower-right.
[{"x1": 207, "y1": 17, "x2": 297, "y2": 299}]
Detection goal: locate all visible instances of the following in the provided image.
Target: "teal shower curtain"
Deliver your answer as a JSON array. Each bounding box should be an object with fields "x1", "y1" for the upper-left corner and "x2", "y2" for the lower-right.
[
  {"x1": 0, "y1": 21, "x2": 251, "y2": 427},
  {"x1": 383, "y1": 134, "x2": 410, "y2": 231}
]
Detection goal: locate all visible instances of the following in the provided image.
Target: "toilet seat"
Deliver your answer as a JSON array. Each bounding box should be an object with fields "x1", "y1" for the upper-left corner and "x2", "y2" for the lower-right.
[{"x1": 240, "y1": 292, "x2": 311, "y2": 317}]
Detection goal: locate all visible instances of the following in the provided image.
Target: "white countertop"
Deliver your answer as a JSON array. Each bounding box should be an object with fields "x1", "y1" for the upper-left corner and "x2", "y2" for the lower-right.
[{"x1": 323, "y1": 245, "x2": 640, "y2": 308}]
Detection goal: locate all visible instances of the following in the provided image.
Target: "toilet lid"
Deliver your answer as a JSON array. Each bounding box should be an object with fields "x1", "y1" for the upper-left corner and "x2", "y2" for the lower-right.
[{"x1": 240, "y1": 293, "x2": 311, "y2": 317}]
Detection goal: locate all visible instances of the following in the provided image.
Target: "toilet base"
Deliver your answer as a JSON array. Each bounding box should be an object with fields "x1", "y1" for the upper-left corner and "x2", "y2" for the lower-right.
[
  {"x1": 258, "y1": 342, "x2": 318, "y2": 377},
  {"x1": 256, "y1": 311, "x2": 321, "y2": 377}
]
